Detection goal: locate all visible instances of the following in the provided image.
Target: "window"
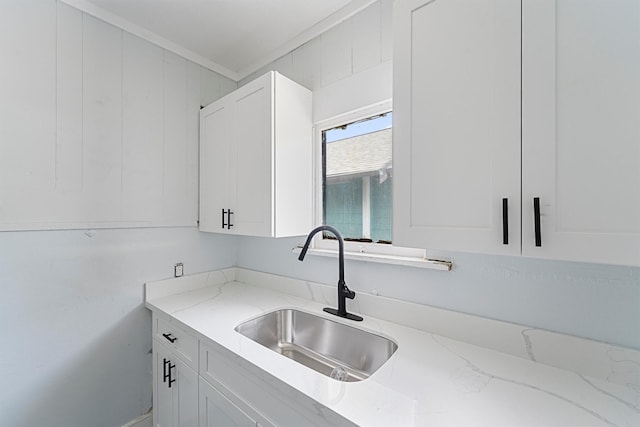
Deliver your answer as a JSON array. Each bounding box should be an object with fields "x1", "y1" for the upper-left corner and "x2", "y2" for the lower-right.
[
  {"x1": 313, "y1": 102, "x2": 417, "y2": 256},
  {"x1": 309, "y1": 102, "x2": 449, "y2": 270},
  {"x1": 323, "y1": 112, "x2": 393, "y2": 243}
]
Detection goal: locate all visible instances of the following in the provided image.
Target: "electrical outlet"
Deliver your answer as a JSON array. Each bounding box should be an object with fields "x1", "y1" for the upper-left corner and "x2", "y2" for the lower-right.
[{"x1": 174, "y1": 262, "x2": 184, "y2": 277}]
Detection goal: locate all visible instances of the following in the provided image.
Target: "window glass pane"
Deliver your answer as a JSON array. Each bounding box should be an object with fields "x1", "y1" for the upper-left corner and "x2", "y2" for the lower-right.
[
  {"x1": 325, "y1": 179, "x2": 363, "y2": 238},
  {"x1": 323, "y1": 112, "x2": 392, "y2": 243},
  {"x1": 371, "y1": 176, "x2": 392, "y2": 243}
]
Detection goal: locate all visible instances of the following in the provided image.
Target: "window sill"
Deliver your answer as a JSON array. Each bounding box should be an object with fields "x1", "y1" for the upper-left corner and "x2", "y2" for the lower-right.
[{"x1": 292, "y1": 247, "x2": 452, "y2": 271}]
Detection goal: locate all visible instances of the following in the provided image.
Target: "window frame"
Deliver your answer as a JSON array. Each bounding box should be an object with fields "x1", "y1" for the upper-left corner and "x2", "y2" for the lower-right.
[{"x1": 311, "y1": 100, "x2": 430, "y2": 261}]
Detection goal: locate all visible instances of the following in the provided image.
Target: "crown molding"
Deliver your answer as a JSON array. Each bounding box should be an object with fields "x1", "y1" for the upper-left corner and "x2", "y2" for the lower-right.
[{"x1": 59, "y1": 0, "x2": 239, "y2": 81}]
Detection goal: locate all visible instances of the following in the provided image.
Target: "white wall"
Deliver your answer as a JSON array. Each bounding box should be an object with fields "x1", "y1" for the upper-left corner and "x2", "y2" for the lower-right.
[
  {"x1": 235, "y1": 0, "x2": 640, "y2": 350},
  {"x1": 0, "y1": 228, "x2": 236, "y2": 427},
  {"x1": 0, "y1": 1, "x2": 237, "y2": 426}
]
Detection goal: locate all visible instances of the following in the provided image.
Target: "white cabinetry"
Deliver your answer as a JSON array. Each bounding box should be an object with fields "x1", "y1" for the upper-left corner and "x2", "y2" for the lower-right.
[
  {"x1": 521, "y1": 0, "x2": 640, "y2": 265},
  {"x1": 199, "y1": 378, "x2": 274, "y2": 427},
  {"x1": 393, "y1": 0, "x2": 521, "y2": 256},
  {"x1": 150, "y1": 311, "x2": 352, "y2": 427},
  {"x1": 153, "y1": 342, "x2": 198, "y2": 427},
  {"x1": 393, "y1": 0, "x2": 640, "y2": 266},
  {"x1": 152, "y1": 314, "x2": 199, "y2": 427},
  {"x1": 200, "y1": 71, "x2": 313, "y2": 237}
]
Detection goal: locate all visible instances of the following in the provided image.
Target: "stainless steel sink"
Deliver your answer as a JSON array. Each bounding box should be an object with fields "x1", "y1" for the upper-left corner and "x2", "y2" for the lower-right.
[{"x1": 234, "y1": 309, "x2": 397, "y2": 382}]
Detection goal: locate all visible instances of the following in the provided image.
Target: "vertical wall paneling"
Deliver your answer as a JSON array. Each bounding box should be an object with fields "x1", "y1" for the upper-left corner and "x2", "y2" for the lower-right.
[
  {"x1": 271, "y1": 54, "x2": 294, "y2": 80},
  {"x1": 320, "y1": 18, "x2": 354, "y2": 86},
  {"x1": 0, "y1": 0, "x2": 56, "y2": 222},
  {"x1": 56, "y1": 2, "x2": 83, "y2": 197},
  {"x1": 292, "y1": 36, "x2": 323, "y2": 90},
  {"x1": 201, "y1": 65, "x2": 237, "y2": 107},
  {"x1": 220, "y1": 74, "x2": 239, "y2": 98},
  {"x1": 122, "y1": 33, "x2": 164, "y2": 222},
  {"x1": 163, "y1": 51, "x2": 191, "y2": 223},
  {"x1": 243, "y1": 1, "x2": 392, "y2": 95},
  {"x1": 187, "y1": 62, "x2": 202, "y2": 223},
  {"x1": 380, "y1": 0, "x2": 393, "y2": 62},
  {"x1": 82, "y1": 14, "x2": 123, "y2": 221},
  {"x1": 352, "y1": 0, "x2": 381, "y2": 73},
  {"x1": 201, "y1": 67, "x2": 221, "y2": 107},
  {"x1": 1, "y1": 1, "x2": 234, "y2": 230}
]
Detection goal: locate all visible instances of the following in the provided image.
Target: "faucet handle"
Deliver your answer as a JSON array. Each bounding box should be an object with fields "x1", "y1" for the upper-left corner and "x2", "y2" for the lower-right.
[{"x1": 342, "y1": 284, "x2": 355, "y2": 300}]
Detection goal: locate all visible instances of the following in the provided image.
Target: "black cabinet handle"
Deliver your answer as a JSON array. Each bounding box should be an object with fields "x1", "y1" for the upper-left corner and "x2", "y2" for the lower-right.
[
  {"x1": 227, "y1": 210, "x2": 234, "y2": 229},
  {"x1": 163, "y1": 358, "x2": 176, "y2": 388},
  {"x1": 221, "y1": 209, "x2": 233, "y2": 229},
  {"x1": 163, "y1": 358, "x2": 169, "y2": 383},
  {"x1": 533, "y1": 197, "x2": 542, "y2": 247},
  {"x1": 162, "y1": 333, "x2": 177, "y2": 343},
  {"x1": 168, "y1": 362, "x2": 176, "y2": 388},
  {"x1": 502, "y1": 198, "x2": 509, "y2": 245}
]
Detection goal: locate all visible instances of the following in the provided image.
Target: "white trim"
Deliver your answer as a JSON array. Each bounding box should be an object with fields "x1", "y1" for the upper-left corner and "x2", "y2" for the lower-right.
[
  {"x1": 315, "y1": 100, "x2": 393, "y2": 134},
  {"x1": 292, "y1": 246, "x2": 452, "y2": 271},
  {"x1": 59, "y1": 0, "x2": 238, "y2": 80},
  {"x1": 236, "y1": 0, "x2": 378, "y2": 80},
  {"x1": 313, "y1": 61, "x2": 392, "y2": 123},
  {"x1": 313, "y1": 101, "x2": 449, "y2": 268}
]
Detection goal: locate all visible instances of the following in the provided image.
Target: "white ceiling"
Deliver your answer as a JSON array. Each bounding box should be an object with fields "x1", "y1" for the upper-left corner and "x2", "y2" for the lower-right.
[{"x1": 63, "y1": 0, "x2": 375, "y2": 81}]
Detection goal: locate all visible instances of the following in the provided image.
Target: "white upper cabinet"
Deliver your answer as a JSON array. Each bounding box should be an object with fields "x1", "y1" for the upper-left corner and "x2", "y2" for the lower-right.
[
  {"x1": 521, "y1": 0, "x2": 640, "y2": 266},
  {"x1": 200, "y1": 71, "x2": 313, "y2": 237},
  {"x1": 394, "y1": 0, "x2": 640, "y2": 266},
  {"x1": 393, "y1": 0, "x2": 522, "y2": 255}
]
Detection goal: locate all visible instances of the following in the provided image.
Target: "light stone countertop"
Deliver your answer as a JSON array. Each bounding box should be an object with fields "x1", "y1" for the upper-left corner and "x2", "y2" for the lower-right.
[{"x1": 145, "y1": 267, "x2": 640, "y2": 427}]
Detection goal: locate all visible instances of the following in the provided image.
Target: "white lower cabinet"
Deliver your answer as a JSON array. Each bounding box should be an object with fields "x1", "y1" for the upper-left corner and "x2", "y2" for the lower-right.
[
  {"x1": 153, "y1": 340, "x2": 198, "y2": 427},
  {"x1": 152, "y1": 312, "x2": 352, "y2": 427},
  {"x1": 199, "y1": 378, "x2": 274, "y2": 427},
  {"x1": 199, "y1": 341, "x2": 353, "y2": 427}
]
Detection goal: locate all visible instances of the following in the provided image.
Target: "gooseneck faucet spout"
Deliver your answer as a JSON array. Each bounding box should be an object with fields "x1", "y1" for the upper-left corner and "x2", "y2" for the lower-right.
[{"x1": 298, "y1": 225, "x2": 363, "y2": 321}]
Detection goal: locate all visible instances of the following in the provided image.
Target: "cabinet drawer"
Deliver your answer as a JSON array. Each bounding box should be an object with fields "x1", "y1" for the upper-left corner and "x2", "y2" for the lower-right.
[{"x1": 154, "y1": 314, "x2": 198, "y2": 370}]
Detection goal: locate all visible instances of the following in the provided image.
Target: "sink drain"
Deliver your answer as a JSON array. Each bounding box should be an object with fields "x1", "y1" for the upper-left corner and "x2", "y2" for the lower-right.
[{"x1": 329, "y1": 366, "x2": 349, "y2": 381}]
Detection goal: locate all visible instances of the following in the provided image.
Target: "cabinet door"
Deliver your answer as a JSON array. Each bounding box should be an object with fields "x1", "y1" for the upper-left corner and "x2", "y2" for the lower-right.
[
  {"x1": 393, "y1": 0, "x2": 521, "y2": 255},
  {"x1": 199, "y1": 378, "x2": 257, "y2": 427},
  {"x1": 200, "y1": 99, "x2": 233, "y2": 232},
  {"x1": 522, "y1": 0, "x2": 640, "y2": 265},
  {"x1": 231, "y1": 72, "x2": 274, "y2": 236},
  {"x1": 153, "y1": 343, "x2": 198, "y2": 427}
]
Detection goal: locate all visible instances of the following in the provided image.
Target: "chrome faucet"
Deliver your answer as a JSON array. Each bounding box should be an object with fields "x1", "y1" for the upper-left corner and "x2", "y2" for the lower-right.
[{"x1": 298, "y1": 225, "x2": 363, "y2": 321}]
